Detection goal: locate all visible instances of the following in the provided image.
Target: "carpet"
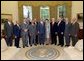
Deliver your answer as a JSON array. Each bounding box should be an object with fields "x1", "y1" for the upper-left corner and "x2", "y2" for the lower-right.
[{"x1": 25, "y1": 45, "x2": 60, "y2": 60}]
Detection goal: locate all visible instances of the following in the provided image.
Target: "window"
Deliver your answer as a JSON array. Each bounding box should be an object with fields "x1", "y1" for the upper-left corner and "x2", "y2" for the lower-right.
[
  {"x1": 40, "y1": 6, "x2": 50, "y2": 20},
  {"x1": 57, "y1": 5, "x2": 66, "y2": 19},
  {"x1": 23, "y1": 5, "x2": 32, "y2": 21}
]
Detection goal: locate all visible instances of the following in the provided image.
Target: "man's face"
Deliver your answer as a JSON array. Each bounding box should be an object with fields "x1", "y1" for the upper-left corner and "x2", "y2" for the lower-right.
[
  {"x1": 34, "y1": 19, "x2": 36, "y2": 21},
  {"x1": 51, "y1": 18, "x2": 55, "y2": 22},
  {"x1": 65, "y1": 18, "x2": 68, "y2": 22},
  {"x1": 8, "y1": 16, "x2": 12, "y2": 22},
  {"x1": 16, "y1": 21, "x2": 19, "y2": 24},
  {"x1": 58, "y1": 17, "x2": 62, "y2": 21}
]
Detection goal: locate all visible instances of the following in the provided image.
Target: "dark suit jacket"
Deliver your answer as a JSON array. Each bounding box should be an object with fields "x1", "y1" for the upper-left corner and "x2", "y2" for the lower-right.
[
  {"x1": 50, "y1": 22, "x2": 58, "y2": 35},
  {"x1": 37, "y1": 22, "x2": 45, "y2": 35},
  {"x1": 13, "y1": 24, "x2": 21, "y2": 37},
  {"x1": 64, "y1": 23, "x2": 71, "y2": 36},
  {"x1": 35, "y1": 22, "x2": 38, "y2": 35},
  {"x1": 70, "y1": 22, "x2": 79, "y2": 36},
  {"x1": 4, "y1": 21, "x2": 13, "y2": 37},
  {"x1": 57, "y1": 20, "x2": 65, "y2": 33}
]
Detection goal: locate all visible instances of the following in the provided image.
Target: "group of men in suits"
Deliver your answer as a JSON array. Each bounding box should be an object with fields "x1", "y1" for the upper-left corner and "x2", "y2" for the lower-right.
[
  {"x1": 50, "y1": 17, "x2": 65, "y2": 47},
  {"x1": 4, "y1": 16, "x2": 79, "y2": 48},
  {"x1": 50, "y1": 17, "x2": 79, "y2": 47}
]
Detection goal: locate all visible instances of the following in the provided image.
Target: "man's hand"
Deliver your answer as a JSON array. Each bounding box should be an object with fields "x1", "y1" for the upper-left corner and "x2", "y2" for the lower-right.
[
  {"x1": 24, "y1": 29, "x2": 27, "y2": 32},
  {"x1": 75, "y1": 34, "x2": 77, "y2": 37},
  {"x1": 30, "y1": 34, "x2": 31, "y2": 36},
  {"x1": 5, "y1": 35, "x2": 7, "y2": 38},
  {"x1": 38, "y1": 31, "x2": 39, "y2": 33},
  {"x1": 55, "y1": 32, "x2": 57, "y2": 34},
  {"x1": 15, "y1": 36, "x2": 17, "y2": 38},
  {"x1": 61, "y1": 32, "x2": 63, "y2": 34}
]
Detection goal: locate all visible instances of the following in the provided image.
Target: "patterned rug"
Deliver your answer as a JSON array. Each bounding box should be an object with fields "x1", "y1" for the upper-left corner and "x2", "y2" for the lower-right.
[{"x1": 25, "y1": 46, "x2": 60, "y2": 60}]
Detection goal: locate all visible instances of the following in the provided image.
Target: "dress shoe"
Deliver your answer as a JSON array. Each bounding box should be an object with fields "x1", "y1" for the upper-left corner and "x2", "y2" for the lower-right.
[
  {"x1": 26, "y1": 46, "x2": 29, "y2": 47},
  {"x1": 65, "y1": 45, "x2": 70, "y2": 47},
  {"x1": 23, "y1": 46, "x2": 25, "y2": 48},
  {"x1": 51, "y1": 43, "x2": 53, "y2": 45},
  {"x1": 17, "y1": 47, "x2": 21, "y2": 48},
  {"x1": 61, "y1": 45, "x2": 64, "y2": 47},
  {"x1": 55, "y1": 44, "x2": 57, "y2": 45},
  {"x1": 57, "y1": 44, "x2": 61, "y2": 46},
  {"x1": 46, "y1": 44, "x2": 49, "y2": 45},
  {"x1": 34, "y1": 44, "x2": 37, "y2": 46},
  {"x1": 30, "y1": 45, "x2": 32, "y2": 47}
]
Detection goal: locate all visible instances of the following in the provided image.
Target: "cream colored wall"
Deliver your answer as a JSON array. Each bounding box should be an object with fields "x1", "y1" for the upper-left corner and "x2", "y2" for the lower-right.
[
  {"x1": 1, "y1": 1, "x2": 18, "y2": 24},
  {"x1": 72, "y1": 1, "x2": 83, "y2": 18},
  {"x1": 72, "y1": 1, "x2": 83, "y2": 29}
]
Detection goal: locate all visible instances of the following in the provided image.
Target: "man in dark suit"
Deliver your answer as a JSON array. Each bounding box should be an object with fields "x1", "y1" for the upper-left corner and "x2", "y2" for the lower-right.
[
  {"x1": 57, "y1": 16, "x2": 65, "y2": 47},
  {"x1": 34, "y1": 18, "x2": 38, "y2": 45},
  {"x1": 13, "y1": 21, "x2": 21, "y2": 48},
  {"x1": 4, "y1": 17, "x2": 13, "y2": 46},
  {"x1": 37, "y1": 20, "x2": 46, "y2": 45},
  {"x1": 50, "y1": 18, "x2": 58, "y2": 45},
  {"x1": 70, "y1": 18, "x2": 79, "y2": 46}
]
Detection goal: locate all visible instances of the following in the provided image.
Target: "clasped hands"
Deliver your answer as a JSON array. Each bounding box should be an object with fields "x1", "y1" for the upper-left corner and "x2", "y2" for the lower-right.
[{"x1": 24, "y1": 29, "x2": 28, "y2": 32}]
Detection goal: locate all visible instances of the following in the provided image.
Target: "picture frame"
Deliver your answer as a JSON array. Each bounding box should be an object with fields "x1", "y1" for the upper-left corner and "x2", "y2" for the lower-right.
[
  {"x1": 77, "y1": 13, "x2": 83, "y2": 22},
  {"x1": 77, "y1": 13, "x2": 83, "y2": 29},
  {"x1": 1, "y1": 14, "x2": 12, "y2": 30},
  {"x1": 1, "y1": 14, "x2": 12, "y2": 23}
]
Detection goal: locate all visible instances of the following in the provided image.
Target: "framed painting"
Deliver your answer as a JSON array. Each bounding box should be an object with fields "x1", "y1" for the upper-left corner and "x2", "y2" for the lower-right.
[
  {"x1": 77, "y1": 13, "x2": 83, "y2": 29},
  {"x1": 1, "y1": 14, "x2": 12, "y2": 23},
  {"x1": 77, "y1": 13, "x2": 83, "y2": 22},
  {"x1": 1, "y1": 14, "x2": 12, "y2": 31}
]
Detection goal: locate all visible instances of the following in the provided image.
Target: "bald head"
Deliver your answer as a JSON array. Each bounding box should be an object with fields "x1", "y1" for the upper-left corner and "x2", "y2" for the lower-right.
[{"x1": 16, "y1": 20, "x2": 19, "y2": 24}]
